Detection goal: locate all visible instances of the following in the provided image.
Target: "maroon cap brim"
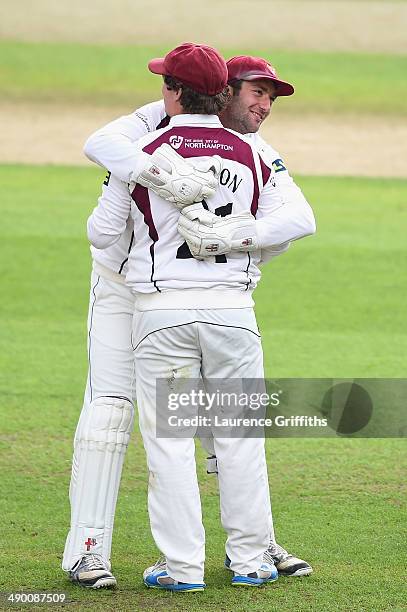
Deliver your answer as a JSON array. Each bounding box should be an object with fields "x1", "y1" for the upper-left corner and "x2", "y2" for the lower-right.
[
  {"x1": 232, "y1": 72, "x2": 294, "y2": 96},
  {"x1": 148, "y1": 58, "x2": 166, "y2": 75}
]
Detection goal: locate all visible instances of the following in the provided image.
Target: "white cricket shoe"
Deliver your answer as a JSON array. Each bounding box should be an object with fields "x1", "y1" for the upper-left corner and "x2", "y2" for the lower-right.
[
  {"x1": 69, "y1": 554, "x2": 117, "y2": 589},
  {"x1": 225, "y1": 543, "x2": 313, "y2": 578},
  {"x1": 264, "y1": 542, "x2": 313, "y2": 577}
]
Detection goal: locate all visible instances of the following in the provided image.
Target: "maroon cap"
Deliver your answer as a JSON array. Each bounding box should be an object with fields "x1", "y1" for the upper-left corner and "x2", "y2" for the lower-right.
[
  {"x1": 227, "y1": 55, "x2": 294, "y2": 96},
  {"x1": 148, "y1": 42, "x2": 228, "y2": 96}
]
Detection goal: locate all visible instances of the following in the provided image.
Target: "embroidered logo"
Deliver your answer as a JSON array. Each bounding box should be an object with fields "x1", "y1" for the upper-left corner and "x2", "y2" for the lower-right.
[{"x1": 84, "y1": 538, "x2": 97, "y2": 551}]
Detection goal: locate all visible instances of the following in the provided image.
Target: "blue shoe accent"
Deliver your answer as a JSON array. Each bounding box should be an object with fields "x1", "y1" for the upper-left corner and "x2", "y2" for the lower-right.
[
  {"x1": 232, "y1": 575, "x2": 267, "y2": 586},
  {"x1": 143, "y1": 564, "x2": 205, "y2": 592},
  {"x1": 231, "y1": 562, "x2": 278, "y2": 587}
]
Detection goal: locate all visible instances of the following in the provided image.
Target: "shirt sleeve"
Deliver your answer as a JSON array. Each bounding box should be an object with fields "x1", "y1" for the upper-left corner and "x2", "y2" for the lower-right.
[
  {"x1": 255, "y1": 170, "x2": 316, "y2": 248},
  {"x1": 83, "y1": 100, "x2": 166, "y2": 183},
  {"x1": 87, "y1": 173, "x2": 132, "y2": 249},
  {"x1": 273, "y1": 152, "x2": 316, "y2": 235},
  {"x1": 259, "y1": 242, "x2": 291, "y2": 265}
]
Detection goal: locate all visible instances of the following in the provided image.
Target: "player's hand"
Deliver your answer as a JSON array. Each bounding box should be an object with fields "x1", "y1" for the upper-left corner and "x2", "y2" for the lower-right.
[
  {"x1": 178, "y1": 203, "x2": 259, "y2": 258},
  {"x1": 130, "y1": 144, "x2": 222, "y2": 209}
]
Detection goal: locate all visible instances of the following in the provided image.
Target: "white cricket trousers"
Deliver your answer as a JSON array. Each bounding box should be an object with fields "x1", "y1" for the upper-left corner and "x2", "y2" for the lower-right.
[
  {"x1": 84, "y1": 269, "x2": 135, "y2": 405},
  {"x1": 133, "y1": 307, "x2": 272, "y2": 583}
]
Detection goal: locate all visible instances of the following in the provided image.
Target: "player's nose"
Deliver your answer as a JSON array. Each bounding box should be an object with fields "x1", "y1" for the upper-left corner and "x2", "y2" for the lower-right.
[{"x1": 259, "y1": 96, "x2": 271, "y2": 113}]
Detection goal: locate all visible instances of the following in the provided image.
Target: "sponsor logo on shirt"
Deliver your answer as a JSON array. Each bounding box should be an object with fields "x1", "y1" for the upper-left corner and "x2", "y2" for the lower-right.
[
  {"x1": 272, "y1": 158, "x2": 287, "y2": 173},
  {"x1": 169, "y1": 135, "x2": 233, "y2": 152},
  {"x1": 169, "y1": 135, "x2": 184, "y2": 149}
]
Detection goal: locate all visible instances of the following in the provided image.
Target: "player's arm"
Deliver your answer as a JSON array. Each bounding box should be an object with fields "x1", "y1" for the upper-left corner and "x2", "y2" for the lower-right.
[
  {"x1": 87, "y1": 173, "x2": 132, "y2": 249},
  {"x1": 87, "y1": 138, "x2": 223, "y2": 249},
  {"x1": 84, "y1": 100, "x2": 221, "y2": 206},
  {"x1": 83, "y1": 100, "x2": 166, "y2": 182},
  {"x1": 250, "y1": 142, "x2": 316, "y2": 261},
  {"x1": 178, "y1": 167, "x2": 316, "y2": 258},
  {"x1": 271, "y1": 152, "x2": 315, "y2": 231},
  {"x1": 259, "y1": 242, "x2": 291, "y2": 265},
  {"x1": 254, "y1": 171, "x2": 316, "y2": 248}
]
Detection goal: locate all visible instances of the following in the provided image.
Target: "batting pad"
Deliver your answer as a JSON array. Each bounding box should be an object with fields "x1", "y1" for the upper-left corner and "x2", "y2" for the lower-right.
[{"x1": 62, "y1": 396, "x2": 134, "y2": 571}]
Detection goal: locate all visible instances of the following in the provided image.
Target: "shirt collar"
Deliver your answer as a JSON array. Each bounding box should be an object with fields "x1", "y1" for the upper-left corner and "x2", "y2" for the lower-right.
[{"x1": 169, "y1": 114, "x2": 222, "y2": 127}]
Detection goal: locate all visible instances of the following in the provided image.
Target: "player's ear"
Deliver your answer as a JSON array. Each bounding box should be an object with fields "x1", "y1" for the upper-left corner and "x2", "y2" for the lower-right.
[
  {"x1": 174, "y1": 88, "x2": 182, "y2": 102},
  {"x1": 227, "y1": 85, "x2": 233, "y2": 96}
]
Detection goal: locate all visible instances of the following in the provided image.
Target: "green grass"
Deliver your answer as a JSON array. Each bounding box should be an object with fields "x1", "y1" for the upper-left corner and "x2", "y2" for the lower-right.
[
  {"x1": 1, "y1": 41, "x2": 407, "y2": 115},
  {"x1": 0, "y1": 166, "x2": 406, "y2": 610},
  {"x1": 257, "y1": 176, "x2": 407, "y2": 377}
]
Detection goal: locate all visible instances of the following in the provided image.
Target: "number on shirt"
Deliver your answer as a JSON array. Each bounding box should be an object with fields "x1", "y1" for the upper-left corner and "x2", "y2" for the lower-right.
[{"x1": 176, "y1": 202, "x2": 233, "y2": 263}]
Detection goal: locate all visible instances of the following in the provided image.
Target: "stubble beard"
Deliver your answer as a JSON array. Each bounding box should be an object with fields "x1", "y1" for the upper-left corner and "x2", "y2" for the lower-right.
[{"x1": 221, "y1": 98, "x2": 264, "y2": 135}]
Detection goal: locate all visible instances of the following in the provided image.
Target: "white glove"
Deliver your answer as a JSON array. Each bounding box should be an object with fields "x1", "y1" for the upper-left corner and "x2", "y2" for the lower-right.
[
  {"x1": 178, "y1": 203, "x2": 258, "y2": 259},
  {"x1": 130, "y1": 143, "x2": 222, "y2": 209}
]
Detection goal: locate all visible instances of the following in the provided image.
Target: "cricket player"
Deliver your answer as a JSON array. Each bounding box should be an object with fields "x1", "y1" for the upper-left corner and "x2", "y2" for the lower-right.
[
  {"x1": 86, "y1": 42, "x2": 316, "y2": 591},
  {"x1": 63, "y1": 52, "x2": 315, "y2": 588}
]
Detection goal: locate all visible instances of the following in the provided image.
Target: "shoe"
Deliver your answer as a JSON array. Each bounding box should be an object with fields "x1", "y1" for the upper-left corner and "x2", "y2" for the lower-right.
[
  {"x1": 264, "y1": 542, "x2": 313, "y2": 577},
  {"x1": 231, "y1": 562, "x2": 278, "y2": 587},
  {"x1": 143, "y1": 558, "x2": 205, "y2": 592},
  {"x1": 225, "y1": 543, "x2": 313, "y2": 578},
  {"x1": 69, "y1": 554, "x2": 117, "y2": 589}
]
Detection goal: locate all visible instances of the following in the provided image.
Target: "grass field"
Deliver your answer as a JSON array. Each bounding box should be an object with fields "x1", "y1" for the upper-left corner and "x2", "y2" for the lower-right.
[
  {"x1": 0, "y1": 166, "x2": 406, "y2": 610},
  {"x1": 2, "y1": 41, "x2": 407, "y2": 116}
]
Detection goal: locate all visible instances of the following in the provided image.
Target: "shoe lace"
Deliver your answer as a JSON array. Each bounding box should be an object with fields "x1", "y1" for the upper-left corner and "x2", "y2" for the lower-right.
[
  {"x1": 81, "y1": 554, "x2": 106, "y2": 571},
  {"x1": 152, "y1": 556, "x2": 167, "y2": 572},
  {"x1": 264, "y1": 542, "x2": 290, "y2": 564}
]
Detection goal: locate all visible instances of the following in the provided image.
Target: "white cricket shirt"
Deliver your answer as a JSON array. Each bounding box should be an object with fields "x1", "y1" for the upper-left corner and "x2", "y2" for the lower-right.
[
  {"x1": 84, "y1": 101, "x2": 315, "y2": 279},
  {"x1": 87, "y1": 114, "x2": 316, "y2": 309}
]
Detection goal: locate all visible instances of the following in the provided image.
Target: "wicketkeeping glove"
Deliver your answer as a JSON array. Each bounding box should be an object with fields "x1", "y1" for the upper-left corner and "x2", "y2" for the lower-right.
[
  {"x1": 178, "y1": 203, "x2": 259, "y2": 258},
  {"x1": 130, "y1": 143, "x2": 222, "y2": 209}
]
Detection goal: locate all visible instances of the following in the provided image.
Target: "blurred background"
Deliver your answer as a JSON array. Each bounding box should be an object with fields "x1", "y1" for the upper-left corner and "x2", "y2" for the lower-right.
[
  {"x1": 1, "y1": 0, "x2": 406, "y2": 175},
  {"x1": 1, "y1": 2, "x2": 406, "y2": 609}
]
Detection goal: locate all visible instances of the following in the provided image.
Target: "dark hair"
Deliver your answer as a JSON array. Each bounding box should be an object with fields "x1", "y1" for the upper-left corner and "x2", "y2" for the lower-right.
[
  {"x1": 163, "y1": 75, "x2": 231, "y2": 114},
  {"x1": 228, "y1": 79, "x2": 243, "y2": 96}
]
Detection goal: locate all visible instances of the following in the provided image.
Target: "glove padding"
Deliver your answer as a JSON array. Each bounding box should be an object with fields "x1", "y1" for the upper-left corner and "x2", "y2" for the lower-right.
[
  {"x1": 178, "y1": 203, "x2": 258, "y2": 259},
  {"x1": 130, "y1": 143, "x2": 222, "y2": 209}
]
